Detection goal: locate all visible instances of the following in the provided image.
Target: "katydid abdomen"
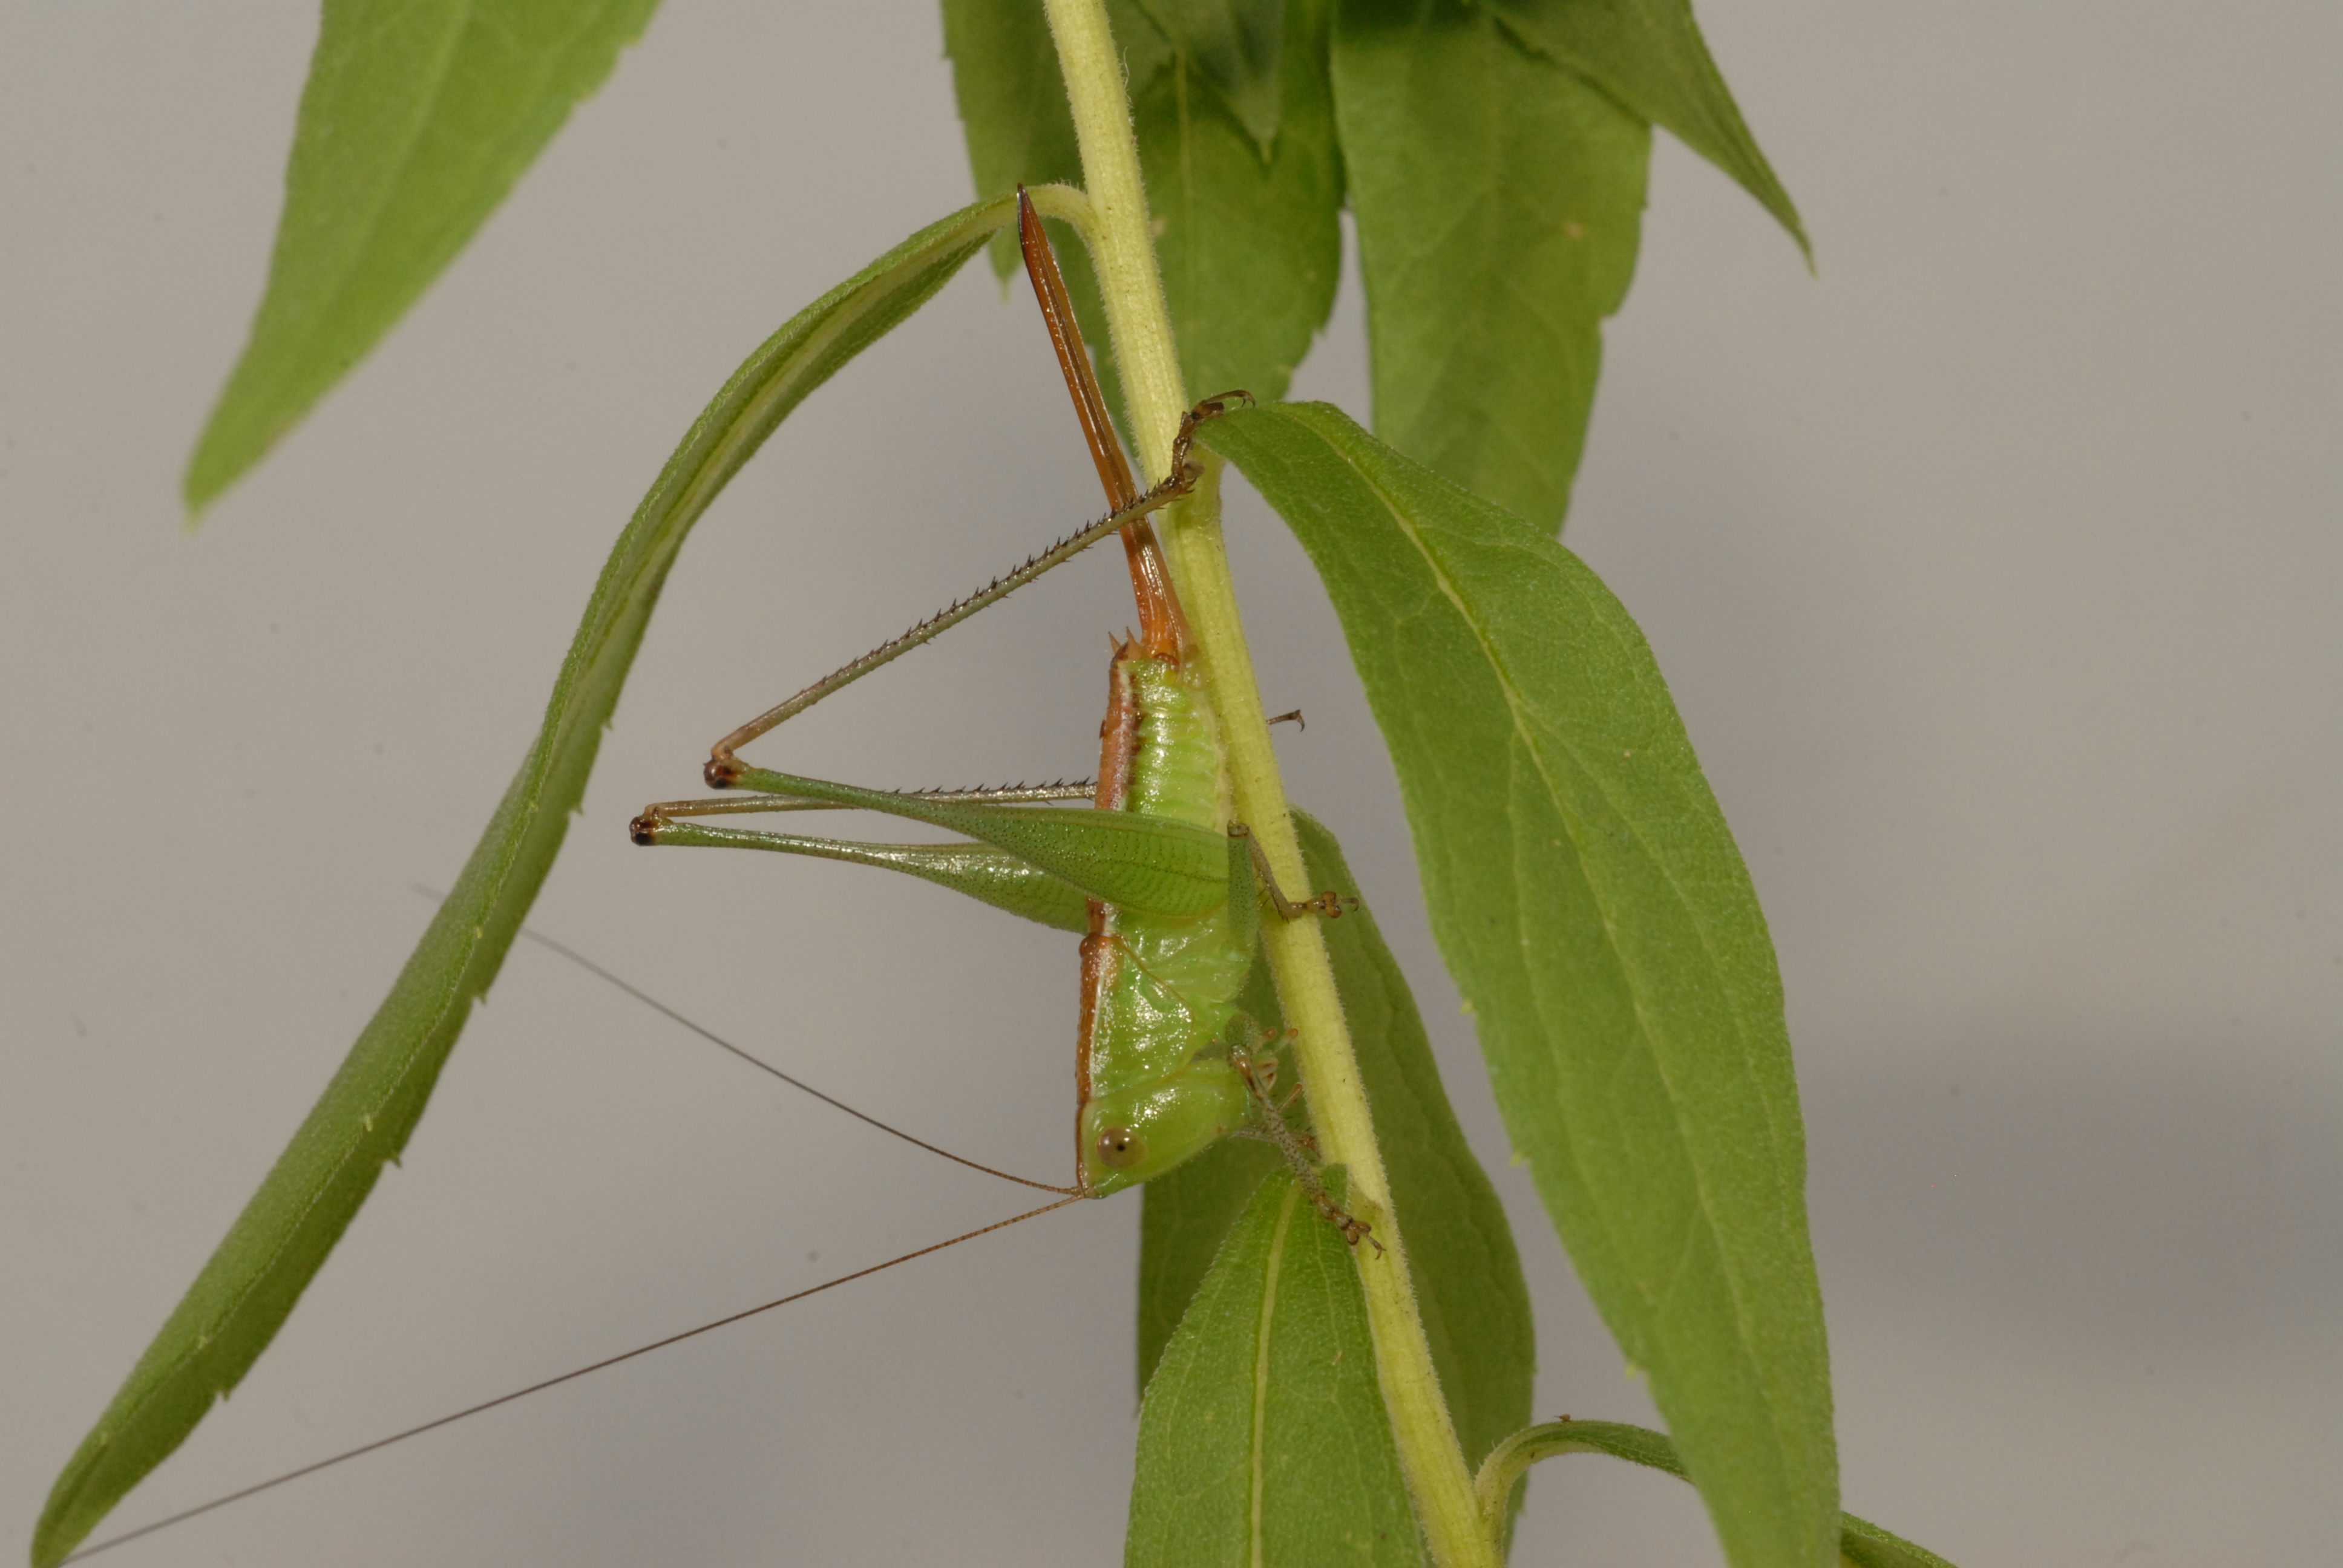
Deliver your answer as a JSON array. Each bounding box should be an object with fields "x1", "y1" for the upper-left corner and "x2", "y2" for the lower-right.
[{"x1": 1077, "y1": 648, "x2": 1252, "y2": 1195}]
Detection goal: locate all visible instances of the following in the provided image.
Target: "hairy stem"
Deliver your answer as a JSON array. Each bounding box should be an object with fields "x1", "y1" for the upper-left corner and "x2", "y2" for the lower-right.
[{"x1": 1037, "y1": 5, "x2": 1496, "y2": 1564}]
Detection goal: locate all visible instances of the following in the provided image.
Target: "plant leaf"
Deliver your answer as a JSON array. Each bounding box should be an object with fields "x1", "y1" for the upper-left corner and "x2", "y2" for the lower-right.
[
  {"x1": 185, "y1": 0, "x2": 663, "y2": 514},
  {"x1": 1139, "y1": 1123, "x2": 1282, "y2": 1385},
  {"x1": 1488, "y1": 0, "x2": 1807, "y2": 260},
  {"x1": 1202, "y1": 402, "x2": 1838, "y2": 1568},
  {"x1": 1331, "y1": 0, "x2": 1649, "y2": 532},
  {"x1": 942, "y1": 0, "x2": 1340, "y2": 416},
  {"x1": 1134, "y1": 0, "x2": 1290, "y2": 152},
  {"x1": 1138, "y1": 0, "x2": 1343, "y2": 405},
  {"x1": 1139, "y1": 812, "x2": 1534, "y2": 1494},
  {"x1": 941, "y1": 0, "x2": 1148, "y2": 419},
  {"x1": 1837, "y1": 1514, "x2": 1959, "y2": 1568},
  {"x1": 1478, "y1": 1421, "x2": 1955, "y2": 1568},
  {"x1": 31, "y1": 196, "x2": 1017, "y2": 1568},
  {"x1": 942, "y1": 0, "x2": 1089, "y2": 281},
  {"x1": 1126, "y1": 1168, "x2": 1426, "y2": 1567},
  {"x1": 940, "y1": 0, "x2": 1168, "y2": 285}
]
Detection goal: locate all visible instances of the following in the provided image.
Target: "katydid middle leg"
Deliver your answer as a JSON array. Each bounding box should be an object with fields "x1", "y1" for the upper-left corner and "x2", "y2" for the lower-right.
[{"x1": 1230, "y1": 1030, "x2": 1382, "y2": 1253}]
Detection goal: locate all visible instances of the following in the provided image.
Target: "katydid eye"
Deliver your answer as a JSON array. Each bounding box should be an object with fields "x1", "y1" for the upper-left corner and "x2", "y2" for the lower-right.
[{"x1": 1096, "y1": 1127, "x2": 1147, "y2": 1170}]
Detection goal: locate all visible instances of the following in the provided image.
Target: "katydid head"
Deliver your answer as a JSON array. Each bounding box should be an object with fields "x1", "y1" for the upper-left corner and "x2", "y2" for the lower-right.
[{"x1": 1077, "y1": 1061, "x2": 1251, "y2": 1195}]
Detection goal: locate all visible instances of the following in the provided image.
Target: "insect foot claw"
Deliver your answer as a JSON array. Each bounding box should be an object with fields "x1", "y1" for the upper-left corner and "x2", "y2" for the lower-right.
[
  {"x1": 1171, "y1": 390, "x2": 1255, "y2": 468},
  {"x1": 1316, "y1": 1197, "x2": 1381, "y2": 1255}
]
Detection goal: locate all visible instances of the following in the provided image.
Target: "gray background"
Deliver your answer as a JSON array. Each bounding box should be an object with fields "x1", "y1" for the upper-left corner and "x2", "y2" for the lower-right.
[{"x1": 4, "y1": 4, "x2": 2335, "y2": 1564}]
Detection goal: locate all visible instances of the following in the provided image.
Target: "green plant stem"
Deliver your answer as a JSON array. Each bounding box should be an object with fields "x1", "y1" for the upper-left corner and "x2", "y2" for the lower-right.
[
  {"x1": 1037, "y1": 5, "x2": 1495, "y2": 1564},
  {"x1": 1474, "y1": 1422, "x2": 1666, "y2": 1544}
]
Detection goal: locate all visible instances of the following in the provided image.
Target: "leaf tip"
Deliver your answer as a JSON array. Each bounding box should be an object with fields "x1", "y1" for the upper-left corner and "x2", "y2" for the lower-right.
[
  {"x1": 31, "y1": 1471, "x2": 96, "y2": 1568},
  {"x1": 1774, "y1": 199, "x2": 1816, "y2": 272},
  {"x1": 181, "y1": 402, "x2": 257, "y2": 520}
]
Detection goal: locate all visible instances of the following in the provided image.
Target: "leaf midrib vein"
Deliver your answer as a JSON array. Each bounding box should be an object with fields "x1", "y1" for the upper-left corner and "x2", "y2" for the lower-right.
[{"x1": 1336, "y1": 440, "x2": 1789, "y2": 1426}]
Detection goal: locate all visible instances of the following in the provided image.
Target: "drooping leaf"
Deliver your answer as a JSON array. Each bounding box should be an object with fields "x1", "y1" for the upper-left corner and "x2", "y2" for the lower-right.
[
  {"x1": 1127, "y1": 1169, "x2": 1425, "y2": 1567},
  {"x1": 1203, "y1": 403, "x2": 1837, "y2": 1568},
  {"x1": 1135, "y1": 0, "x2": 1291, "y2": 152},
  {"x1": 1488, "y1": 0, "x2": 1807, "y2": 259},
  {"x1": 942, "y1": 0, "x2": 1341, "y2": 418},
  {"x1": 32, "y1": 197, "x2": 1019, "y2": 1568},
  {"x1": 1476, "y1": 1421, "x2": 1955, "y2": 1568},
  {"x1": 185, "y1": 0, "x2": 663, "y2": 514},
  {"x1": 1331, "y1": 0, "x2": 1649, "y2": 532},
  {"x1": 1139, "y1": 812, "x2": 1534, "y2": 1494}
]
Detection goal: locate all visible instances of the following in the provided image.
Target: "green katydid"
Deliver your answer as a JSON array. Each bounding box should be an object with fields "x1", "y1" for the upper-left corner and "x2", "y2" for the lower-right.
[{"x1": 632, "y1": 191, "x2": 1359, "y2": 1219}]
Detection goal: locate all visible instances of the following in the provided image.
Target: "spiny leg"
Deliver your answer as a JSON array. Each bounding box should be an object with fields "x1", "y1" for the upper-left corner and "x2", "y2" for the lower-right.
[
  {"x1": 1018, "y1": 186, "x2": 1256, "y2": 666},
  {"x1": 634, "y1": 780, "x2": 1095, "y2": 842},
  {"x1": 696, "y1": 430, "x2": 1217, "y2": 792},
  {"x1": 1233, "y1": 1043, "x2": 1381, "y2": 1253},
  {"x1": 686, "y1": 192, "x2": 1253, "y2": 799}
]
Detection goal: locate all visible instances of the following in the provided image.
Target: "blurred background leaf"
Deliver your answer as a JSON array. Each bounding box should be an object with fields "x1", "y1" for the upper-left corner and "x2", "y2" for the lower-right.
[{"x1": 186, "y1": 0, "x2": 661, "y2": 514}]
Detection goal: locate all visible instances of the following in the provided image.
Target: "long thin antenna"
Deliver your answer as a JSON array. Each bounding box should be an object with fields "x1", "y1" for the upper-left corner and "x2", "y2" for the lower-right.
[
  {"x1": 500, "y1": 916, "x2": 1078, "y2": 1197},
  {"x1": 58, "y1": 1196, "x2": 1082, "y2": 1566}
]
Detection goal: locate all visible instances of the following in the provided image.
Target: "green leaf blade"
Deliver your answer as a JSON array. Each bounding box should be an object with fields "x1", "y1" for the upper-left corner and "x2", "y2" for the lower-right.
[
  {"x1": 1838, "y1": 1512, "x2": 1962, "y2": 1568},
  {"x1": 943, "y1": 0, "x2": 1089, "y2": 281},
  {"x1": 1480, "y1": 1422, "x2": 1956, "y2": 1568},
  {"x1": 1139, "y1": 813, "x2": 1535, "y2": 1494},
  {"x1": 1489, "y1": 0, "x2": 1808, "y2": 260},
  {"x1": 185, "y1": 0, "x2": 663, "y2": 513},
  {"x1": 1135, "y1": 0, "x2": 1291, "y2": 151},
  {"x1": 33, "y1": 197, "x2": 1017, "y2": 1568},
  {"x1": 1332, "y1": 0, "x2": 1650, "y2": 532},
  {"x1": 1127, "y1": 1169, "x2": 1426, "y2": 1568},
  {"x1": 1140, "y1": 0, "x2": 1344, "y2": 407},
  {"x1": 1204, "y1": 403, "x2": 1838, "y2": 1568}
]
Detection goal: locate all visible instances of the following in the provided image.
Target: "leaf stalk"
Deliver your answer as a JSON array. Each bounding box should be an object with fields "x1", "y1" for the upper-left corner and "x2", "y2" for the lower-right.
[{"x1": 1037, "y1": 4, "x2": 1496, "y2": 1563}]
